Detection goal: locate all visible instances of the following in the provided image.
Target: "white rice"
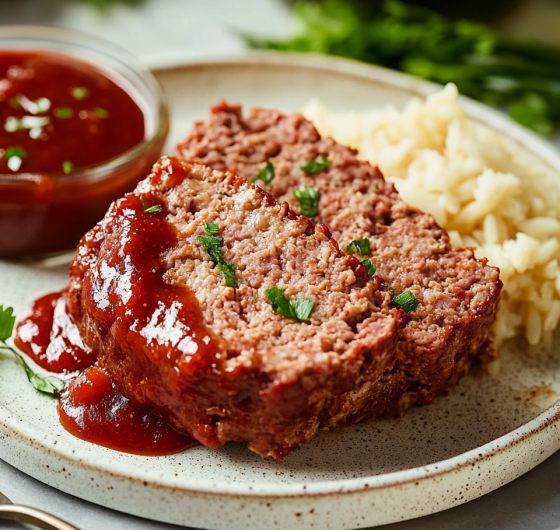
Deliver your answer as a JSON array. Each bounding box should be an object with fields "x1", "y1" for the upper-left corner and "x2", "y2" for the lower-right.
[{"x1": 303, "y1": 84, "x2": 560, "y2": 349}]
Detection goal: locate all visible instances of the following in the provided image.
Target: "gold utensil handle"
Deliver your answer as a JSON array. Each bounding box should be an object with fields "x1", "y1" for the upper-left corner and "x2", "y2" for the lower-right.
[{"x1": 0, "y1": 504, "x2": 80, "y2": 530}]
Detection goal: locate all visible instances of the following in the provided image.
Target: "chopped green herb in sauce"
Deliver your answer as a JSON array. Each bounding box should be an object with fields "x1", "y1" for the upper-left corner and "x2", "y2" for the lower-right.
[
  {"x1": 0, "y1": 305, "x2": 64, "y2": 396},
  {"x1": 5, "y1": 147, "x2": 26, "y2": 160},
  {"x1": 293, "y1": 185, "x2": 320, "y2": 217},
  {"x1": 390, "y1": 291, "x2": 419, "y2": 313},
  {"x1": 252, "y1": 161, "x2": 275, "y2": 186},
  {"x1": 140, "y1": 197, "x2": 163, "y2": 214},
  {"x1": 71, "y1": 87, "x2": 89, "y2": 100},
  {"x1": 62, "y1": 160, "x2": 74, "y2": 174},
  {"x1": 217, "y1": 261, "x2": 237, "y2": 288},
  {"x1": 198, "y1": 228, "x2": 238, "y2": 288},
  {"x1": 203, "y1": 223, "x2": 220, "y2": 236},
  {"x1": 301, "y1": 156, "x2": 331, "y2": 174},
  {"x1": 360, "y1": 259, "x2": 377, "y2": 276},
  {"x1": 198, "y1": 235, "x2": 223, "y2": 263},
  {"x1": 218, "y1": 191, "x2": 230, "y2": 197},
  {"x1": 54, "y1": 107, "x2": 74, "y2": 119},
  {"x1": 265, "y1": 287, "x2": 315, "y2": 322},
  {"x1": 4, "y1": 147, "x2": 26, "y2": 172},
  {"x1": 94, "y1": 107, "x2": 109, "y2": 119},
  {"x1": 347, "y1": 238, "x2": 370, "y2": 256}
]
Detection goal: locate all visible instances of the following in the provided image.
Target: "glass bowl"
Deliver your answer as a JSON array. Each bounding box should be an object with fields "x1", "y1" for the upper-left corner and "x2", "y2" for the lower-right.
[{"x1": 0, "y1": 26, "x2": 169, "y2": 259}]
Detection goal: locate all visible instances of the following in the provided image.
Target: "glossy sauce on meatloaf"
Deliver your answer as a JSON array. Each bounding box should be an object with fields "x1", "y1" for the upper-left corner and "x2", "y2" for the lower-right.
[
  {"x1": 55, "y1": 156, "x2": 403, "y2": 458},
  {"x1": 176, "y1": 103, "x2": 503, "y2": 418}
]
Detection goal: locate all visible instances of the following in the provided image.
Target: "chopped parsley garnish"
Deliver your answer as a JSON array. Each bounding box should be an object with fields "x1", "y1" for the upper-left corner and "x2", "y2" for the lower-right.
[
  {"x1": 218, "y1": 191, "x2": 230, "y2": 197},
  {"x1": 62, "y1": 160, "x2": 74, "y2": 174},
  {"x1": 71, "y1": 87, "x2": 89, "y2": 100},
  {"x1": 301, "y1": 156, "x2": 331, "y2": 174},
  {"x1": 198, "y1": 235, "x2": 223, "y2": 263},
  {"x1": 5, "y1": 147, "x2": 26, "y2": 160},
  {"x1": 94, "y1": 107, "x2": 109, "y2": 119},
  {"x1": 390, "y1": 291, "x2": 419, "y2": 313},
  {"x1": 0, "y1": 305, "x2": 15, "y2": 342},
  {"x1": 293, "y1": 185, "x2": 320, "y2": 217},
  {"x1": 360, "y1": 259, "x2": 376, "y2": 276},
  {"x1": 217, "y1": 261, "x2": 237, "y2": 288},
  {"x1": 266, "y1": 287, "x2": 315, "y2": 322},
  {"x1": 54, "y1": 107, "x2": 74, "y2": 119},
  {"x1": 0, "y1": 305, "x2": 64, "y2": 397},
  {"x1": 203, "y1": 223, "x2": 220, "y2": 236},
  {"x1": 198, "y1": 229, "x2": 238, "y2": 288},
  {"x1": 252, "y1": 161, "x2": 274, "y2": 186},
  {"x1": 140, "y1": 197, "x2": 163, "y2": 214},
  {"x1": 347, "y1": 238, "x2": 370, "y2": 256},
  {"x1": 5, "y1": 147, "x2": 26, "y2": 172}
]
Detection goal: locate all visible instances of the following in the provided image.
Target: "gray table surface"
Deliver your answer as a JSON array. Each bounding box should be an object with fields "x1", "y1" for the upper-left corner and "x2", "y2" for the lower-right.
[{"x1": 2, "y1": 0, "x2": 560, "y2": 528}]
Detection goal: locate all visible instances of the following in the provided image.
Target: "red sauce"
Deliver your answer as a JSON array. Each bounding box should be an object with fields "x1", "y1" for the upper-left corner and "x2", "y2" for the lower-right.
[
  {"x1": 81, "y1": 186, "x2": 222, "y2": 380},
  {"x1": 14, "y1": 290, "x2": 95, "y2": 374},
  {"x1": 58, "y1": 365, "x2": 197, "y2": 456},
  {"x1": 0, "y1": 51, "x2": 167, "y2": 258},
  {"x1": 0, "y1": 51, "x2": 144, "y2": 174},
  {"x1": 15, "y1": 171, "x2": 219, "y2": 455}
]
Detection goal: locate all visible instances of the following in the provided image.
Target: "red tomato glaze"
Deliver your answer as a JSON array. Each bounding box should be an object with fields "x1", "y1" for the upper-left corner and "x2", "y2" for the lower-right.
[
  {"x1": 14, "y1": 290, "x2": 95, "y2": 374},
  {"x1": 14, "y1": 182, "x2": 213, "y2": 456},
  {"x1": 59, "y1": 366, "x2": 197, "y2": 456},
  {"x1": 80, "y1": 190, "x2": 222, "y2": 381},
  {"x1": 0, "y1": 51, "x2": 145, "y2": 174}
]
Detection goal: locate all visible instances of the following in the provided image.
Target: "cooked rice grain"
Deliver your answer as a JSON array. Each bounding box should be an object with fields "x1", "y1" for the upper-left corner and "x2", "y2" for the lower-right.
[{"x1": 303, "y1": 84, "x2": 560, "y2": 347}]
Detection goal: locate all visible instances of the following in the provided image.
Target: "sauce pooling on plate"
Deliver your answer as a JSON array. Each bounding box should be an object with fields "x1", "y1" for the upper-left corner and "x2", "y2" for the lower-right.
[
  {"x1": 59, "y1": 366, "x2": 197, "y2": 456},
  {"x1": 14, "y1": 189, "x2": 217, "y2": 455},
  {"x1": 14, "y1": 290, "x2": 95, "y2": 374},
  {"x1": 0, "y1": 51, "x2": 145, "y2": 174}
]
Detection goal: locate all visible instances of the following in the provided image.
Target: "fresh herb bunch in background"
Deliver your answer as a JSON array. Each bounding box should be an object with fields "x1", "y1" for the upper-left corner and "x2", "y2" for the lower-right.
[
  {"x1": 73, "y1": 0, "x2": 144, "y2": 9},
  {"x1": 247, "y1": 0, "x2": 560, "y2": 136}
]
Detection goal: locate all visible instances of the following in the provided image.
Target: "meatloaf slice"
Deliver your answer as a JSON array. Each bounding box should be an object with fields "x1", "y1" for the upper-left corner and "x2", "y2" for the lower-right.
[
  {"x1": 67, "y1": 156, "x2": 403, "y2": 459},
  {"x1": 175, "y1": 103, "x2": 503, "y2": 412}
]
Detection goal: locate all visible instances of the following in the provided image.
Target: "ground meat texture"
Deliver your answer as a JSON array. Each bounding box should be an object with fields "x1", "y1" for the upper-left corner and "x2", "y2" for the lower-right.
[
  {"x1": 175, "y1": 102, "x2": 503, "y2": 412},
  {"x1": 67, "y1": 156, "x2": 403, "y2": 459}
]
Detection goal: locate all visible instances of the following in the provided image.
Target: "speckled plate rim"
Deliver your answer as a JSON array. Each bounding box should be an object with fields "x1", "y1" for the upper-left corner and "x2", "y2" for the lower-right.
[
  {"x1": 2, "y1": 388, "x2": 560, "y2": 498},
  {"x1": 2, "y1": 52, "x2": 560, "y2": 502}
]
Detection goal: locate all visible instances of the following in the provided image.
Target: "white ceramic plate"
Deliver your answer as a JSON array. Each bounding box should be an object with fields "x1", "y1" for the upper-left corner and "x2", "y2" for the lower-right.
[{"x1": 2, "y1": 52, "x2": 560, "y2": 530}]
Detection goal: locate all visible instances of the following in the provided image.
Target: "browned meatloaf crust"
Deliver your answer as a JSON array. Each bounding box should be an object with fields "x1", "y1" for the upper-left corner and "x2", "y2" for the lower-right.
[
  {"x1": 67, "y1": 156, "x2": 404, "y2": 459},
  {"x1": 176, "y1": 103, "x2": 503, "y2": 415}
]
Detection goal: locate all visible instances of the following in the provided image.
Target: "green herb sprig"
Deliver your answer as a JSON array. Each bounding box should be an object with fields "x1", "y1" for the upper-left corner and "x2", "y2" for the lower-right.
[
  {"x1": 293, "y1": 185, "x2": 320, "y2": 217},
  {"x1": 252, "y1": 161, "x2": 275, "y2": 186},
  {"x1": 0, "y1": 305, "x2": 64, "y2": 396},
  {"x1": 265, "y1": 287, "x2": 315, "y2": 322},
  {"x1": 390, "y1": 291, "x2": 419, "y2": 312},
  {"x1": 199, "y1": 224, "x2": 238, "y2": 288},
  {"x1": 360, "y1": 259, "x2": 376, "y2": 276},
  {"x1": 4, "y1": 147, "x2": 26, "y2": 172},
  {"x1": 140, "y1": 196, "x2": 163, "y2": 214},
  {"x1": 347, "y1": 238, "x2": 370, "y2": 256},
  {"x1": 301, "y1": 156, "x2": 331, "y2": 174},
  {"x1": 247, "y1": 0, "x2": 560, "y2": 136}
]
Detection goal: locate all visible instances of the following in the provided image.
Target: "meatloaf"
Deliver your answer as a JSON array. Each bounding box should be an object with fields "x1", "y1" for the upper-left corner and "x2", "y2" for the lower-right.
[
  {"x1": 176, "y1": 103, "x2": 503, "y2": 413},
  {"x1": 67, "y1": 156, "x2": 404, "y2": 459}
]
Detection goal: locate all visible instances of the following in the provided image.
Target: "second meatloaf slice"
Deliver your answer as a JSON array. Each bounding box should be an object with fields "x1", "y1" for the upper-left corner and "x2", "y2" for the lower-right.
[
  {"x1": 176, "y1": 103, "x2": 503, "y2": 413},
  {"x1": 67, "y1": 156, "x2": 403, "y2": 459}
]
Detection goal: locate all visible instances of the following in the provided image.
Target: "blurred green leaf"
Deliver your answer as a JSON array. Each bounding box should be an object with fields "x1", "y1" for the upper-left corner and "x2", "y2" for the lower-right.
[{"x1": 246, "y1": 0, "x2": 560, "y2": 135}]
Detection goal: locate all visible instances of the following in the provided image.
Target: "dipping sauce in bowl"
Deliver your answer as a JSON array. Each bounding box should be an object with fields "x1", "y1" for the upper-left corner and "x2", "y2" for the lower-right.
[{"x1": 0, "y1": 27, "x2": 168, "y2": 258}]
